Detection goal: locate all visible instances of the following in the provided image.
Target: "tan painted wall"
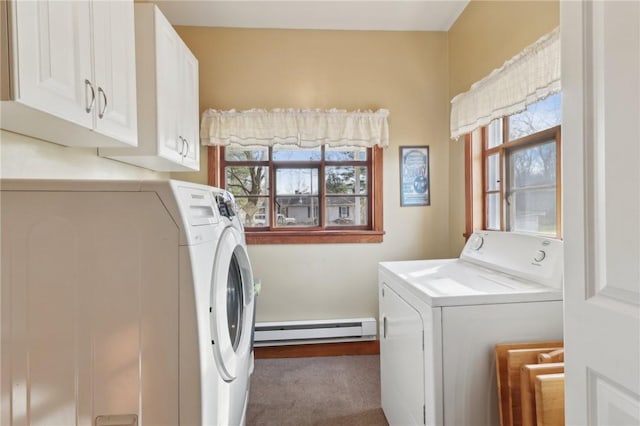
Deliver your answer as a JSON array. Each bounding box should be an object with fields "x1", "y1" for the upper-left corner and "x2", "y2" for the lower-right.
[
  {"x1": 176, "y1": 27, "x2": 451, "y2": 321},
  {"x1": 447, "y1": 0, "x2": 559, "y2": 255},
  {"x1": 449, "y1": 0, "x2": 559, "y2": 98}
]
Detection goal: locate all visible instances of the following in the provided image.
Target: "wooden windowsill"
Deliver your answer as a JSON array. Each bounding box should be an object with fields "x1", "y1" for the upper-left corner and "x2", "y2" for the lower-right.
[{"x1": 246, "y1": 229, "x2": 385, "y2": 244}]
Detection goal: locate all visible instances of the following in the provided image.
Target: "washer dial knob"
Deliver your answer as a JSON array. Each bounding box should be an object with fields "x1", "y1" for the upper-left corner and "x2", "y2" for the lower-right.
[
  {"x1": 534, "y1": 250, "x2": 546, "y2": 262},
  {"x1": 469, "y1": 234, "x2": 484, "y2": 251}
]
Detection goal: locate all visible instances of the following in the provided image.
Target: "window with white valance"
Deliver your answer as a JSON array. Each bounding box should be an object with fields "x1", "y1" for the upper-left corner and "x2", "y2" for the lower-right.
[
  {"x1": 450, "y1": 27, "x2": 560, "y2": 140},
  {"x1": 202, "y1": 108, "x2": 388, "y2": 244},
  {"x1": 459, "y1": 28, "x2": 563, "y2": 242},
  {"x1": 200, "y1": 108, "x2": 390, "y2": 148}
]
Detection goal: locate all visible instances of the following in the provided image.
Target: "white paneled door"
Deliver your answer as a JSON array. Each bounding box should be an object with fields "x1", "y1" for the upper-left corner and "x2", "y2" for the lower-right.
[{"x1": 562, "y1": 1, "x2": 640, "y2": 424}]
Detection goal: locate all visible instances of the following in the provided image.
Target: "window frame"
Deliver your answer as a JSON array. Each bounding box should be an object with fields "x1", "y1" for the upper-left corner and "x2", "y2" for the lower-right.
[
  {"x1": 208, "y1": 145, "x2": 384, "y2": 244},
  {"x1": 465, "y1": 122, "x2": 562, "y2": 239}
]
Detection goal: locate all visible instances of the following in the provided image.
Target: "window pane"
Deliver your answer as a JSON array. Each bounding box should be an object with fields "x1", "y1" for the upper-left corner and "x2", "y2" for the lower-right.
[
  {"x1": 275, "y1": 168, "x2": 318, "y2": 195},
  {"x1": 225, "y1": 146, "x2": 268, "y2": 161},
  {"x1": 325, "y1": 166, "x2": 367, "y2": 195},
  {"x1": 234, "y1": 196, "x2": 269, "y2": 227},
  {"x1": 275, "y1": 196, "x2": 319, "y2": 227},
  {"x1": 508, "y1": 93, "x2": 561, "y2": 140},
  {"x1": 225, "y1": 166, "x2": 269, "y2": 196},
  {"x1": 487, "y1": 154, "x2": 500, "y2": 191},
  {"x1": 325, "y1": 146, "x2": 367, "y2": 161},
  {"x1": 273, "y1": 146, "x2": 321, "y2": 161},
  {"x1": 273, "y1": 210, "x2": 298, "y2": 227},
  {"x1": 510, "y1": 141, "x2": 556, "y2": 188},
  {"x1": 509, "y1": 188, "x2": 556, "y2": 235},
  {"x1": 487, "y1": 193, "x2": 500, "y2": 230},
  {"x1": 326, "y1": 196, "x2": 368, "y2": 226},
  {"x1": 487, "y1": 118, "x2": 503, "y2": 148}
]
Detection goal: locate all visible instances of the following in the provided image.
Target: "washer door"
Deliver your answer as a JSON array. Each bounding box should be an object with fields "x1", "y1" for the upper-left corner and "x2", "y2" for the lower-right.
[{"x1": 210, "y1": 226, "x2": 254, "y2": 382}]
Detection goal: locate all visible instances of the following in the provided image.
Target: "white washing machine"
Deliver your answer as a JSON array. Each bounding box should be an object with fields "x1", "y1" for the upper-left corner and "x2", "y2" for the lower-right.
[
  {"x1": 0, "y1": 179, "x2": 255, "y2": 426},
  {"x1": 378, "y1": 231, "x2": 564, "y2": 426}
]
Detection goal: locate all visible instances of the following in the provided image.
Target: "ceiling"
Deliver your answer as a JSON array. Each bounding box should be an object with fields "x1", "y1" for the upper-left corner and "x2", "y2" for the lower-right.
[{"x1": 152, "y1": 0, "x2": 470, "y2": 32}]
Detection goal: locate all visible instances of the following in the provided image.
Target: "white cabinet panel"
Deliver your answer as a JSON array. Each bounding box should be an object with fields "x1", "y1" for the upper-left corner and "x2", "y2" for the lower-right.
[
  {"x1": 1, "y1": 191, "x2": 180, "y2": 426},
  {"x1": 179, "y1": 46, "x2": 200, "y2": 170},
  {"x1": 92, "y1": 0, "x2": 138, "y2": 145},
  {"x1": 100, "y1": 4, "x2": 200, "y2": 172},
  {"x1": 13, "y1": 0, "x2": 92, "y2": 128},
  {"x1": 155, "y1": 11, "x2": 182, "y2": 164},
  {"x1": 0, "y1": 0, "x2": 138, "y2": 148}
]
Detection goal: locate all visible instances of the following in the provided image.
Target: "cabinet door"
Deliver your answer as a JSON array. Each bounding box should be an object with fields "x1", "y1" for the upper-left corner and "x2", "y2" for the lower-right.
[
  {"x1": 154, "y1": 8, "x2": 182, "y2": 164},
  {"x1": 380, "y1": 283, "x2": 425, "y2": 426},
  {"x1": 91, "y1": 0, "x2": 137, "y2": 146},
  {"x1": 178, "y1": 45, "x2": 199, "y2": 170},
  {"x1": 13, "y1": 0, "x2": 92, "y2": 128}
]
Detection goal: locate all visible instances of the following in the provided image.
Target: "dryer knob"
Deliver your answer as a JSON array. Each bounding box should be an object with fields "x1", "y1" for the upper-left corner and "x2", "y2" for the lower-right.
[{"x1": 534, "y1": 250, "x2": 546, "y2": 262}]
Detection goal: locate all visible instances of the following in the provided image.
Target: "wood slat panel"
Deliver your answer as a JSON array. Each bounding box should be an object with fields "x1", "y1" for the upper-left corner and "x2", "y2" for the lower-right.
[
  {"x1": 507, "y1": 347, "x2": 563, "y2": 426},
  {"x1": 521, "y1": 363, "x2": 565, "y2": 426},
  {"x1": 535, "y1": 373, "x2": 565, "y2": 426},
  {"x1": 495, "y1": 341, "x2": 563, "y2": 426}
]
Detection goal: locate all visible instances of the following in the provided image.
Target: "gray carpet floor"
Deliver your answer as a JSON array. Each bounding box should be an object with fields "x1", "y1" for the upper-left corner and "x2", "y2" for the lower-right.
[{"x1": 247, "y1": 355, "x2": 389, "y2": 426}]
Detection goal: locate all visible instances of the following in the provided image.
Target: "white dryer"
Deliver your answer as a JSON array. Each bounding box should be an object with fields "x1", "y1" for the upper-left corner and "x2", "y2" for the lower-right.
[
  {"x1": 378, "y1": 231, "x2": 564, "y2": 426},
  {"x1": 0, "y1": 179, "x2": 255, "y2": 426}
]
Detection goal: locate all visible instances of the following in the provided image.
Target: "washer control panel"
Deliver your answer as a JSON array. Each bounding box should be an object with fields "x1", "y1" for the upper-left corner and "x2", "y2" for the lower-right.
[{"x1": 461, "y1": 231, "x2": 564, "y2": 289}]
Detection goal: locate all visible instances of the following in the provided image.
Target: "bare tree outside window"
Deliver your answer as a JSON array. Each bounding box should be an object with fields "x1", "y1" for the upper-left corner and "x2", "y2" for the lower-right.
[
  {"x1": 222, "y1": 145, "x2": 371, "y2": 230},
  {"x1": 224, "y1": 147, "x2": 269, "y2": 226},
  {"x1": 479, "y1": 93, "x2": 562, "y2": 237},
  {"x1": 508, "y1": 93, "x2": 561, "y2": 140}
]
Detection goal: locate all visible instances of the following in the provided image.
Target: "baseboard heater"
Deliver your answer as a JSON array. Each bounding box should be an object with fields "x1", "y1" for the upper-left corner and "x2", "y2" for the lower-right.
[{"x1": 253, "y1": 317, "x2": 377, "y2": 347}]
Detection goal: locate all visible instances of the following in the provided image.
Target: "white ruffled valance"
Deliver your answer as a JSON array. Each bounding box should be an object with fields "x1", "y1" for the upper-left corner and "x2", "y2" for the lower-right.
[
  {"x1": 450, "y1": 27, "x2": 561, "y2": 140},
  {"x1": 200, "y1": 108, "x2": 390, "y2": 148}
]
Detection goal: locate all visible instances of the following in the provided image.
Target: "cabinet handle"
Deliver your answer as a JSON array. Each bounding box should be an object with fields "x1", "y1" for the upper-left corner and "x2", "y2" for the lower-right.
[
  {"x1": 383, "y1": 316, "x2": 387, "y2": 339},
  {"x1": 84, "y1": 79, "x2": 95, "y2": 113},
  {"x1": 183, "y1": 138, "x2": 189, "y2": 158},
  {"x1": 97, "y1": 87, "x2": 108, "y2": 119},
  {"x1": 178, "y1": 136, "x2": 185, "y2": 156}
]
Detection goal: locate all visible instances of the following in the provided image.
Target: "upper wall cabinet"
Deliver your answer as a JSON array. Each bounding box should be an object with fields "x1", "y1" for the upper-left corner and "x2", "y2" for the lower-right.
[
  {"x1": 100, "y1": 4, "x2": 200, "y2": 172},
  {"x1": 0, "y1": 0, "x2": 138, "y2": 147}
]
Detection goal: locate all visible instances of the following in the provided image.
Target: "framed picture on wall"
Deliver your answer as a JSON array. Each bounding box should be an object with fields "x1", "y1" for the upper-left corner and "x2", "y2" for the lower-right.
[{"x1": 400, "y1": 146, "x2": 430, "y2": 206}]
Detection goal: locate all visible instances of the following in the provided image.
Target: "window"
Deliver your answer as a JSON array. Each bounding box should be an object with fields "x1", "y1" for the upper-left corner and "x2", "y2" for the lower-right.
[
  {"x1": 211, "y1": 144, "x2": 384, "y2": 244},
  {"x1": 466, "y1": 93, "x2": 562, "y2": 238}
]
